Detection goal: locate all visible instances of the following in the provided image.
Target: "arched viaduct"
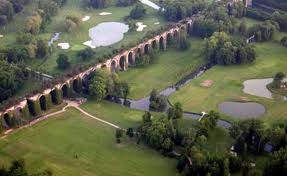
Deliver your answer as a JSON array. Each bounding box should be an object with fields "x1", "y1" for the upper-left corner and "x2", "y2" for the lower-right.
[{"x1": 0, "y1": 17, "x2": 194, "y2": 130}]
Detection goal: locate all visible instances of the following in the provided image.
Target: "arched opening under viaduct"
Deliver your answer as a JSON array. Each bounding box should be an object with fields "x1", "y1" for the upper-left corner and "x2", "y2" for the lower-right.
[
  {"x1": 128, "y1": 52, "x2": 134, "y2": 66},
  {"x1": 50, "y1": 89, "x2": 57, "y2": 105},
  {"x1": 144, "y1": 44, "x2": 150, "y2": 54},
  {"x1": 152, "y1": 40, "x2": 157, "y2": 49},
  {"x1": 39, "y1": 95, "x2": 47, "y2": 111},
  {"x1": 159, "y1": 37, "x2": 165, "y2": 50},
  {"x1": 62, "y1": 84, "x2": 68, "y2": 98},
  {"x1": 119, "y1": 56, "x2": 126, "y2": 70},
  {"x1": 110, "y1": 60, "x2": 117, "y2": 72}
]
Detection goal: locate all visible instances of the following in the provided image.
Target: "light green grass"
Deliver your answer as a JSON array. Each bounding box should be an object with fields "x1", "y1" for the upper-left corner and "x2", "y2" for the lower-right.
[
  {"x1": 0, "y1": 108, "x2": 176, "y2": 176},
  {"x1": 170, "y1": 41, "x2": 287, "y2": 125},
  {"x1": 119, "y1": 38, "x2": 205, "y2": 99},
  {"x1": 80, "y1": 100, "x2": 148, "y2": 128}
]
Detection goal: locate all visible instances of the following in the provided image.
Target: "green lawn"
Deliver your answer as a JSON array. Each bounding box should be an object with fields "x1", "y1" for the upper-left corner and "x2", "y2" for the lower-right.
[
  {"x1": 0, "y1": 108, "x2": 176, "y2": 176},
  {"x1": 119, "y1": 38, "x2": 206, "y2": 99},
  {"x1": 80, "y1": 100, "x2": 148, "y2": 128},
  {"x1": 170, "y1": 41, "x2": 287, "y2": 125}
]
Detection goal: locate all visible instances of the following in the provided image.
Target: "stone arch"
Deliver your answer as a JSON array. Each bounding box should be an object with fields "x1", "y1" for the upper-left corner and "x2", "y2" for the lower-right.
[
  {"x1": 152, "y1": 40, "x2": 157, "y2": 49},
  {"x1": 119, "y1": 55, "x2": 126, "y2": 71},
  {"x1": 62, "y1": 84, "x2": 68, "y2": 98},
  {"x1": 128, "y1": 52, "x2": 134, "y2": 66},
  {"x1": 3, "y1": 113, "x2": 11, "y2": 127},
  {"x1": 180, "y1": 25, "x2": 186, "y2": 33},
  {"x1": 73, "y1": 78, "x2": 81, "y2": 93},
  {"x1": 110, "y1": 60, "x2": 117, "y2": 72},
  {"x1": 187, "y1": 23, "x2": 192, "y2": 33},
  {"x1": 159, "y1": 36, "x2": 165, "y2": 50},
  {"x1": 144, "y1": 44, "x2": 150, "y2": 54},
  {"x1": 82, "y1": 74, "x2": 89, "y2": 90},
  {"x1": 39, "y1": 95, "x2": 47, "y2": 111},
  {"x1": 173, "y1": 30, "x2": 179, "y2": 41},
  {"x1": 136, "y1": 48, "x2": 142, "y2": 58},
  {"x1": 167, "y1": 33, "x2": 173, "y2": 46},
  {"x1": 50, "y1": 89, "x2": 57, "y2": 104}
]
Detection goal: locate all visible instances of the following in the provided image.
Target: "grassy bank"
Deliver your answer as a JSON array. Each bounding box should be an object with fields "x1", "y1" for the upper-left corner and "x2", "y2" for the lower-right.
[{"x1": 120, "y1": 38, "x2": 206, "y2": 99}]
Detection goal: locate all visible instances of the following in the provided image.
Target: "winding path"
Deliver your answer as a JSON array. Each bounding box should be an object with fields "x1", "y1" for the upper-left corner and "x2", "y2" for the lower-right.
[{"x1": 1, "y1": 100, "x2": 121, "y2": 139}]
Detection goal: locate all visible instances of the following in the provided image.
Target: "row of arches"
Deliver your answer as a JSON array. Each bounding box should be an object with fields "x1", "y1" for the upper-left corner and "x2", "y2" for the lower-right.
[{"x1": 1, "y1": 20, "x2": 194, "y2": 130}]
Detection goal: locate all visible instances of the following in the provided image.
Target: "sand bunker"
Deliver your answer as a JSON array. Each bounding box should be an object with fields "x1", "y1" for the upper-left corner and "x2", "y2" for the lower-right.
[
  {"x1": 0, "y1": 35, "x2": 3, "y2": 38},
  {"x1": 82, "y1": 16, "x2": 90, "y2": 22},
  {"x1": 154, "y1": 22, "x2": 160, "y2": 25},
  {"x1": 57, "y1": 43, "x2": 70, "y2": 49},
  {"x1": 136, "y1": 22, "x2": 147, "y2": 31},
  {"x1": 83, "y1": 40, "x2": 96, "y2": 49},
  {"x1": 201, "y1": 80, "x2": 214, "y2": 87},
  {"x1": 99, "y1": 12, "x2": 112, "y2": 16}
]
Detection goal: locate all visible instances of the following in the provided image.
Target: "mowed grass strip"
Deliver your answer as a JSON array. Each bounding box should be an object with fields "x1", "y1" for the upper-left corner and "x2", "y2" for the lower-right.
[
  {"x1": 80, "y1": 100, "x2": 147, "y2": 128},
  {"x1": 120, "y1": 38, "x2": 206, "y2": 99},
  {"x1": 170, "y1": 41, "x2": 287, "y2": 124},
  {"x1": 0, "y1": 108, "x2": 176, "y2": 176}
]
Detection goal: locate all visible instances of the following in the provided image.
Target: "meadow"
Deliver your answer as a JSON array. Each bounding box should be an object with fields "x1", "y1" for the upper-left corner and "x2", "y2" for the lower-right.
[{"x1": 0, "y1": 108, "x2": 177, "y2": 176}]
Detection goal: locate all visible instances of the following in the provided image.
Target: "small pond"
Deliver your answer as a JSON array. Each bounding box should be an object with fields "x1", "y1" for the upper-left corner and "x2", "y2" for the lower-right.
[
  {"x1": 89, "y1": 22, "x2": 129, "y2": 48},
  {"x1": 243, "y1": 78, "x2": 286, "y2": 100},
  {"x1": 139, "y1": 0, "x2": 161, "y2": 10},
  {"x1": 219, "y1": 101, "x2": 266, "y2": 118}
]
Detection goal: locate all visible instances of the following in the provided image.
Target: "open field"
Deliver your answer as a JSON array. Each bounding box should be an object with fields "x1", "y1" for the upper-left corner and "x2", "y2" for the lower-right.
[
  {"x1": 0, "y1": 108, "x2": 176, "y2": 176},
  {"x1": 170, "y1": 41, "x2": 287, "y2": 125},
  {"x1": 120, "y1": 38, "x2": 205, "y2": 99},
  {"x1": 80, "y1": 100, "x2": 148, "y2": 128}
]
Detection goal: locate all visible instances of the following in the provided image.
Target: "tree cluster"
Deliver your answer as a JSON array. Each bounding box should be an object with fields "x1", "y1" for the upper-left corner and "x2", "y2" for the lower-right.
[
  {"x1": 64, "y1": 16, "x2": 81, "y2": 33},
  {"x1": 77, "y1": 48, "x2": 95, "y2": 61},
  {"x1": 271, "y1": 11, "x2": 287, "y2": 32},
  {"x1": 82, "y1": 0, "x2": 111, "y2": 9},
  {"x1": 0, "y1": 159, "x2": 53, "y2": 176},
  {"x1": 271, "y1": 72, "x2": 285, "y2": 89},
  {"x1": 0, "y1": 0, "x2": 31, "y2": 26},
  {"x1": 0, "y1": 60, "x2": 28, "y2": 103},
  {"x1": 149, "y1": 89, "x2": 167, "y2": 112},
  {"x1": 162, "y1": 0, "x2": 206, "y2": 22},
  {"x1": 191, "y1": 5, "x2": 236, "y2": 38},
  {"x1": 206, "y1": 32, "x2": 256, "y2": 65},
  {"x1": 128, "y1": 3, "x2": 146, "y2": 19},
  {"x1": 88, "y1": 69, "x2": 129, "y2": 101},
  {"x1": 248, "y1": 20, "x2": 279, "y2": 42}
]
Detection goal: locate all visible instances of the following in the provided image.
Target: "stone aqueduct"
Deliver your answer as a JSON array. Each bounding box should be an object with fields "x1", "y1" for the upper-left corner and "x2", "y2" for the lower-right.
[{"x1": 0, "y1": 17, "x2": 194, "y2": 127}]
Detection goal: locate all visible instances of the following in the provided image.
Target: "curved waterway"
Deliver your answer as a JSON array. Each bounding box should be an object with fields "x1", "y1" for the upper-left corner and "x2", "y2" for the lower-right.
[{"x1": 108, "y1": 63, "x2": 233, "y2": 129}]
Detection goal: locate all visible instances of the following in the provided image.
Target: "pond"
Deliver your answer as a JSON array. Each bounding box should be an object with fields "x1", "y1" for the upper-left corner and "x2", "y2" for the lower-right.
[
  {"x1": 243, "y1": 78, "x2": 286, "y2": 100},
  {"x1": 139, "y1": 0, "x2": 161, "y2": 10},
  {"x1": 218, "y1": 101, "x2": 266, "y2": 118},
  {"x1": 89, "y1": 22, "x2": 129, "y2": 48}
]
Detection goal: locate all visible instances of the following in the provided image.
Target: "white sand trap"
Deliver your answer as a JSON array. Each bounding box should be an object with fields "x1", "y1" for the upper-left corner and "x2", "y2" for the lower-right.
[
  {"x1": 154, "y1": 22, "x2": 160, "y2": 25},
  {"x1": 99, "y1": 12, "x2": 112, "y2": 16},
  {"x1": 136, "y1": 22, "x2": 147, "y2": 32},
  {"x1": 82, "y1": 16, "x2": 90, "y2": 22},
  {"x1": 0, "y1": 35, "x2": 3, "y2": 38},
  {"x1": 57, "y1": 43, "x2": 70, "y2": 49},
  {"x1": 83, "y1": 40, "x2": 96, "y2": 49}
]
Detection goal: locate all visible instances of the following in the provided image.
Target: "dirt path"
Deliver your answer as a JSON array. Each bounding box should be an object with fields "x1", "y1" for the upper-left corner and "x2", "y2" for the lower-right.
[{"x1": 1, "y1": 100, "x2": 121, "y2": 139}]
